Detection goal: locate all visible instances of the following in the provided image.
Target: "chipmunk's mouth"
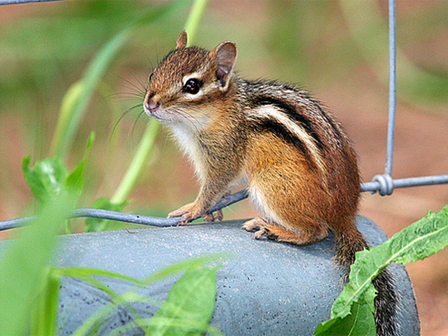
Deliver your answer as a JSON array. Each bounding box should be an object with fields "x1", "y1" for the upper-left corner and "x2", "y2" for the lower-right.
[{"x1": 143, "y1": 102, "x2": 172, "y2": 124}]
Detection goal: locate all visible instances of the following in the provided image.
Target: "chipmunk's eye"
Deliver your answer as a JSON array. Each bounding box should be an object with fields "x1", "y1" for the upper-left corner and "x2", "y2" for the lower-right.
[{"x1": 183, "y1": 78, "x2": 202, "y2": 95}]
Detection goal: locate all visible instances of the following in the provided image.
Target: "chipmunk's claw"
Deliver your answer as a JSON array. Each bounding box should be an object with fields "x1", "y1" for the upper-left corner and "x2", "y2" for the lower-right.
[{"x1": 168, "y1": 202, "x2": 205, "y2": 225}]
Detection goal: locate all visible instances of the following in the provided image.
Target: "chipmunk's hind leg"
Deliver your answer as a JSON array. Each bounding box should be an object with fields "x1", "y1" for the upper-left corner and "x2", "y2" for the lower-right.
[{"x1": 242, "y1": 217, "x2": 328, "y2": 245}]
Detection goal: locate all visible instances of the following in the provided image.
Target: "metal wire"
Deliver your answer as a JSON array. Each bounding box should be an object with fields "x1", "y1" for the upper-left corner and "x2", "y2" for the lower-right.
[
  {"x1": 386, "y1": 0, "x2": 396, "y2": 177},
  {"x1": 362, "y1": 175, "x2": 448, "y2": 196},
  {"x1": 1, "y1": 0, "x2": 447, "y2": 230},
  {"x1": 0, "y1": 190, "x2": 250, "y2": 231},
  {"x1": 0, "y1": 0, "x2": 61, "y2": 5}
]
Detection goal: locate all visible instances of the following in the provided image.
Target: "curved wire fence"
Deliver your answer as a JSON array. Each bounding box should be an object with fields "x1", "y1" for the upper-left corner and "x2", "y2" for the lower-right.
[{"x1": 1, "y1": 0, "x2": 448, "y2": 231}]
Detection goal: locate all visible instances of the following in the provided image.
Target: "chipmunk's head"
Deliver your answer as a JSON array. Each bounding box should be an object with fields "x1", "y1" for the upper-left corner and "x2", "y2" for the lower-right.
[{"x1": 143, "y1": 31, "x2": 237, "y2": 126}]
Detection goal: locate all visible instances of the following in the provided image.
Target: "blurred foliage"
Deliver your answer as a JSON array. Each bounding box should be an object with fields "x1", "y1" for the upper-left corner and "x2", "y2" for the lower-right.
[{"x1": 0, "y1": 0, "x2": 448, "y2": 224}]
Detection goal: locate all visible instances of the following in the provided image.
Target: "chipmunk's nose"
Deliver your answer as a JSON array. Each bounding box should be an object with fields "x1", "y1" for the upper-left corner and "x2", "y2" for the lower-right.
[{"x1": 143, "y1": 94, "x2": 160, "y2": 113}]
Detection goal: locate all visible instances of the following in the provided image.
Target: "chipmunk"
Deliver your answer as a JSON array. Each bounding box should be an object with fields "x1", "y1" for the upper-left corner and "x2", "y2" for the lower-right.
[{"x1": 143, "y1": 31, "x2": 398, "y2": 336}]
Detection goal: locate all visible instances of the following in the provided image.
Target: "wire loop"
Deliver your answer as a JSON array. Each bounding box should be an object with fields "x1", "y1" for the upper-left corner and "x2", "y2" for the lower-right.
[{"x1": 373, "y1": 174, "x2": 394, "y2": 196}]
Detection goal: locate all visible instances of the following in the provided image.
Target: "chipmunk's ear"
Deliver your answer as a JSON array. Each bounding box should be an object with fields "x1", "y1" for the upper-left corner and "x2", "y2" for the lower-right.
[
  {"x1": 211, "y1": 41, "x2": 237, "y2": 88},
  {"x1": 176, "y1": 30, "x2": 188, "y2": 49}
]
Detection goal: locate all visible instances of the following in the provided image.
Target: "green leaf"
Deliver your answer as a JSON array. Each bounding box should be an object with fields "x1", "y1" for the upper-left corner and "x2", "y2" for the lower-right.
[
  {"x1": 148, "y1": 265, "x2": 220, "y2": 336},
  {"x1": 56, "y1": 266, "x2": 145, "y2": 285},
  {"x1": 23, "y1": 134, "x2": 93, "y2": 215},
  {"x1": 22, "y1": 156, "x2": 68, "y2": 206},
  {"x1": 315, "y1": 205, "x2": 448, "y2": 335},
  {"x1": 329, "y1": 267, "x2": 377, "y2": 319},
  {"x1": 391, "y1": 208, "x2": 448, "y2": 264},
  {"x1": 315, "y1": 301, "x2": 375, "y2": 336},
  {"x1": 0, "y1": 193, "x2": 74, "y2": 336},
  {"x1": 65, "y1": 132, "x2": 95, "y2": 197},
  {"x1": 142, "y1": 252, "x2": 232, "y2": 286}
]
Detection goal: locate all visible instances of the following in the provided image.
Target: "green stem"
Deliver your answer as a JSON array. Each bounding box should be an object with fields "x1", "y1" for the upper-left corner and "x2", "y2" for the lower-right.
[
  {"x1": 110, "y1": 0, "x2": 209, "y2": 204},
  {"x1": 50, "y1": 28, "x2": 133, "y2": 159},
  {"x1": 184, "y1": 0, "x2": 209, "y2": 45},
  {"x1": 110, "y1": 119, "x2": 159, "y2": 204}
]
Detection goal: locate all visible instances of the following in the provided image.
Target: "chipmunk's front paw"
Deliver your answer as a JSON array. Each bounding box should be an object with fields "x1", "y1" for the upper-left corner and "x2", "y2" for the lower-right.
[
  {"x1": 203, "y1": 191, "x2": 229, "y2": 222},
  {"x1": 168, "y1": 202, "x2": 205, "y2": 225}
]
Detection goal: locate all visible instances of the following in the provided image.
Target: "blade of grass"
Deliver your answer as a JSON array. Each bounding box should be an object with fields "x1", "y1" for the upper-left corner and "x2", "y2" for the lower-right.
[
  {"x1": 29, "y1": 267, "x2": 62, "y2": 336},
  {"x1": 56, "y1": 266, "x2": 147, "y2": 284},
  {"x1": 110, "y1": 118, "x2": 159, "y2": 204},
  {"x1": 73, "y1": 275, "x2": 149, "y2": 335},
  {"x1": 57, "y1": 266, "x2": 160, "y2": 334},
  {"x1": 0, "y1": 193, "x2": 73, "y2": 336},
  {"x1": 141, "y1": 252, "x2": 231, "y2": 286},
  {"x1": 184, "y1": 0, "x2": 209, "y2": 45}
]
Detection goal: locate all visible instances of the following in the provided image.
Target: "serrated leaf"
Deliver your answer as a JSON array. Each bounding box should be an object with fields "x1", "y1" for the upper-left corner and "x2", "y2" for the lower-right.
[
  {"x1": 330, "y1": 272, "x2": 377, "y2": 318},
  {"x1": 391, "y1": 208, "x2": 448, "y2": 264},
  {"x1": 315, "y1": 301, "x2": 375, "y2": 336},
  {"x1": 315, "y1": 205, "x2": 448, "y2": 335},
  {"x1": 148, "y1": 265, "x2": 220, "y2": 336},
  {"x1": 341, "y1": 205, "x2": 448, "y2": 317}
]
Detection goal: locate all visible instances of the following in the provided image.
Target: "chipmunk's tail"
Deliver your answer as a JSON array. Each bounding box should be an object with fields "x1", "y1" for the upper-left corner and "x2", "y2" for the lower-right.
[{"x1": 334, "y1": 226, "x2": 398, "y2": 336}]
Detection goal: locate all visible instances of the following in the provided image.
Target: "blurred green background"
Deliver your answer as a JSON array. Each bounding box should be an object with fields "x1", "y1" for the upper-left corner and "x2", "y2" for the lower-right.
[{"x1": 1, "y1": 1, "x2": 448, "y2": 334}]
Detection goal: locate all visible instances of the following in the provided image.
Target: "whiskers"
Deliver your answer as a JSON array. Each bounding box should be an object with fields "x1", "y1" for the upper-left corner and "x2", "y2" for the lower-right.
[
  {"x1": 111, "y1": 103, "x2": 145, "y2": 138},
  {"x1": 110, "y1": 74, "x2": 149, "y2": 144},
  {"x1": 113, "y1": 74, "x2": 147, "y2": 101}
]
